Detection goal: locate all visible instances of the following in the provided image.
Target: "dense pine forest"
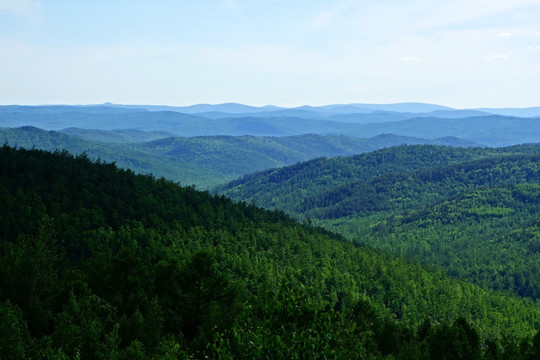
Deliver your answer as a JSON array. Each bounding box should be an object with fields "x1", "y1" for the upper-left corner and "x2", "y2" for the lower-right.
[
  {"x1": 1, "y1": 145, "x2": 540, "y2": 359},
  {"x1": 217, "y1": 144, "x2": 540, "y2": 214},
  {"x1": 219, "y1": 144, "x2": 540, "y2": 327}
]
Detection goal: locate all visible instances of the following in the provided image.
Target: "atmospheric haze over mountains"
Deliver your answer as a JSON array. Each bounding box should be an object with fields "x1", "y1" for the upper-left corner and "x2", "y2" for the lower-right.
[{"x1": 2, "y1": 102, "x2": 540, "y2": 146}]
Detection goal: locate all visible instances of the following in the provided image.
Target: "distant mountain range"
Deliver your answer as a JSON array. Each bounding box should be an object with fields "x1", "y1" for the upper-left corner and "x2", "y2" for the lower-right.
[
  {"x1": 1, "y1": 102, "x2": 540, "y2": 147},
  {"x1": 87, "y1": 102, "x2": 540, "y2": 117},
  {"x1": 1, "y1": 102, "x2": 539, "y2": 189},
  {"x1": 3, "y1": 102, "x2": 540, "y2": 117}
]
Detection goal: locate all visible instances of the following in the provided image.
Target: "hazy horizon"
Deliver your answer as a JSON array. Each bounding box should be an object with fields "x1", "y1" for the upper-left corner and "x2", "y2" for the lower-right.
[{"x1": 1, "y1": 101, "x2": 539, "y2": 111}]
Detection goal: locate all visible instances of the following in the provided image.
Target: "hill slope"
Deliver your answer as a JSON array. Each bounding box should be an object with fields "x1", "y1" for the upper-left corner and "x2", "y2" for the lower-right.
[
  {"x1": 0, "y1": 126, "x2": 220, "y2": 187},
  {"x1": 2, "y1": 126, "x2": 476, "y2": 189},
  {"x1": 1, "y1": 146, "x2": 539, "y2": 358},
  {"x1": 358, "y1": 184, "x2": 540, "y2": 299},
  {"x1": 218, "y1": 144, "x2": 540, "y2": 299},
  {"x1": 217, "y1": 144, "x2": 540, "y2": 212},
  {"x1": 137, "y1": 133, "x2": 476, "y2": 178}
]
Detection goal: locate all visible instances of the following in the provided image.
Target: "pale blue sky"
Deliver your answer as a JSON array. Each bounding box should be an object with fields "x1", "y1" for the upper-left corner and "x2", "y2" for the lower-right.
[{"x1": 1, "y1": 0, "x2": 540, "y2": 108}]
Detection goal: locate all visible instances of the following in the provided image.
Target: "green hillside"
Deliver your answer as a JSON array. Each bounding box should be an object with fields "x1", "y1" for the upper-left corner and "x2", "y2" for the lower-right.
[
  {"x1": 330, "y1": 184, "x2": 540, "y2": 299},
  {"x1": 1, "y1": 146, "x2": 539, "y2": 359},
  {"x1": 137, "y1": 133, "x2": 473, "y2": 178},
  {"x1": 218, "y1": 144, "x2": 540, "y2": 300},
  {"x1": 2, "y1": 126, "x2": 477, "y2": 189},
  {"x1": 0, "y1": 126, "x2": 220, "y2": 188},
  {"x1": 294, "y1": 154, "x2": 540, "y2": 220},
  {"x1": 218, "y1": 144, "x2": 540, "y2": 214}
]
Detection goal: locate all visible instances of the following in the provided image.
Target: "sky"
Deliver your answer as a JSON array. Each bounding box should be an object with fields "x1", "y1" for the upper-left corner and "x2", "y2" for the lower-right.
[{"x1": 1, "y1": 0, "x2": 540, "y2": 108}]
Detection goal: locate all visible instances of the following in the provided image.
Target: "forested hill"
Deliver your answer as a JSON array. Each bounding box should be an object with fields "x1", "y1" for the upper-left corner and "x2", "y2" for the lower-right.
[
  {"x1": 285, "y1": 153, "x2": 540, "y2": 220},
  {"x1": 0, "y1": 126, "x2": 222, "y2": 187},
  {"x1": 1, "y1": 145, "x2": 539, "y2": 359},
  {"x1": 217, "y1": 144, "x2": 540, "y2": 304},
  {"x1": 135, "y1": 133, "x2": 473, "y2": 178},
  {"x1": 217, "y1": 143, "x2": 540, "y2": 213},
  {"x1": 362, "y1": 184, "x2": 540, "y2": 299},
  {"x1": 0, "y1": 126, "x2": 477, "y2": 189}
]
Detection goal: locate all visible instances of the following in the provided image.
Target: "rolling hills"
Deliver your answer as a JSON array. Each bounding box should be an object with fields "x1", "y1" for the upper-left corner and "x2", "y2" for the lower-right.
[
  {"x1": 217, "y1": 144, "x2": 540, "y2": 300},
  {"x1": 0, "y1": 126, "x2": 476, "y2": 189},
  {"x1": 2, "y1": 103, "x2": 540, "y2": 146},
  {"x1": 1, "y1": 145, "x2": 539, "y2": 358},
  {"x1": 0, "y1": 126, "x2": 221, "y2": 188},
  {"x1": 217, "y1": 144, "x2": 540, "y2": 213},
  {"x1": 3, "y1": 102, "x2": 540, "y2": 357}
]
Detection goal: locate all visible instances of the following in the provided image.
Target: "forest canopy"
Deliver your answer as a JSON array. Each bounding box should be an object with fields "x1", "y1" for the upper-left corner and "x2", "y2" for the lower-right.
[{"x1": 0, "y1": 145, "x2": 539, "y2": 359}]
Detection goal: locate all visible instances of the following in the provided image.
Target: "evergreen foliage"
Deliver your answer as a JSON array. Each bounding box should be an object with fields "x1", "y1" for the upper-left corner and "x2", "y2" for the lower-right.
[
  {"x1": 219, "y1": 144, "x2": 540, "y2": 300},
  {"x1": 1, "y1": 145, "x2": 539, "y2": 358}
]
